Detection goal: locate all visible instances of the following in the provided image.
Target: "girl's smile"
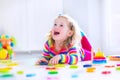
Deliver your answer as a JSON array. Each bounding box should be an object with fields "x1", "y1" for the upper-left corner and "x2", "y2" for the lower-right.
[{"x1": 54, "y1": 31, "x2": 60, "y2": 35}]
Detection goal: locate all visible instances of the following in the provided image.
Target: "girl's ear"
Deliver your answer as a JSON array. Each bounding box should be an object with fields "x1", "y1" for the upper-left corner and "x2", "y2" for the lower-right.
[{"x1": 68, "y1": 31, "x2": 73, "y2": 37}]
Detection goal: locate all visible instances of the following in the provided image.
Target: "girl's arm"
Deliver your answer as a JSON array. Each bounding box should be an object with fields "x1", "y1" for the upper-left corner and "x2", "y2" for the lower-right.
[
  {"x1": 36, "y1": 41, "x2": 50, "y2": 65},
  {"x1": 42, "y1": 41, "x2": 51, "y2": 60},
  {"x1": 60, "y1": 46, "x2": 78, "y2": 65}
]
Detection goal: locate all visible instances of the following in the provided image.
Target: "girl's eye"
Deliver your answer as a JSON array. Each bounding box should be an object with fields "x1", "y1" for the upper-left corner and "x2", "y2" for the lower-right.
[
  {"x1": 60, "y1": 25, "x2": 63, "y2": 27},
  {"x1": 54, "y1": 24, "x2": 57, "y2": 26}
]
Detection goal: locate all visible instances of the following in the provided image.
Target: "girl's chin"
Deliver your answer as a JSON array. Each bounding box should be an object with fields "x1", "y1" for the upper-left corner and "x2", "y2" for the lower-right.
[{"x1": 52, "y1": 37, "x2": 61, "y2": 41}]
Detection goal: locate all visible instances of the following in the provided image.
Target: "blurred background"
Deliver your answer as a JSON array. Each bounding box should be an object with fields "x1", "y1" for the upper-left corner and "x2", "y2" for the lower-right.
[{"x1": 0, "y1": 0, "x2": 120, "y2": 55}]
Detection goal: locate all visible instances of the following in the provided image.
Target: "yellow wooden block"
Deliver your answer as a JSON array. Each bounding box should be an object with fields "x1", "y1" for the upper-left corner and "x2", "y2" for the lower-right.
[
  {"x1": 54, "y1": 64, "x2": 65, "y2": 68},
  {"x1": 7, "y1": 62, "x2": 18, "y2": 66},
  {"x1": 0, "y1": 67, "x2": 12, "y2": 73},
  {"x1": 86, "y1": 67, "x2": 96, "y2": 73},
  {"x1": 0, "y1": 60, "x2": 12, "y2": 64}
]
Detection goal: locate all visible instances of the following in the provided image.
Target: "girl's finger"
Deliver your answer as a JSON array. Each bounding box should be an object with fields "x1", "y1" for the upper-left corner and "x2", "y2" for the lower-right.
[{"x1": 49, "y1": 59, "x2": 53, "y2": 64}]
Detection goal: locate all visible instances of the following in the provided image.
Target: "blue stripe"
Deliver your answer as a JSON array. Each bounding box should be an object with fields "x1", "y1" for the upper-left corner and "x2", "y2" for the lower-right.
[
  {"x1": 80, "y1": 31, "x2": 85, "y2": 37},
  {"x1": 60, "y1": 52, "x2": 67, "y2": 54},
  {"x1": 43, "y1": 50, "x2": 50, "y2": 54},
  {"x1": 69, "y1": 47, "x2": 76, "y2": 51},
  {"x1": 69, "y1": 56, "x2": 73, "y2": 64},
  {"x1": 49, "y1": 52, "x2": 55, "y2": 56}
]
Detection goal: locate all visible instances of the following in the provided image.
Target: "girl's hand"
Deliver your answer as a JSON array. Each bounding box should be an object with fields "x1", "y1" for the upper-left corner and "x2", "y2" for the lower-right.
[
  {"x1": 36, "y1": 57, "x2": 48, "y2": 65},
  {"x1": 49, "y1": 55, "x2": 61, "y2": 65}
]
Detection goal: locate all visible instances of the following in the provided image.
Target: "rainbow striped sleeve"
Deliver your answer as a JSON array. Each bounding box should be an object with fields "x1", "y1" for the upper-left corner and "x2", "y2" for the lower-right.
[
  {"x1": 60, "y1": 46, "x2": 78, "y2": 65},
  {"x1": 42, "y1": 40, "x2": 51, "y2": 59}
]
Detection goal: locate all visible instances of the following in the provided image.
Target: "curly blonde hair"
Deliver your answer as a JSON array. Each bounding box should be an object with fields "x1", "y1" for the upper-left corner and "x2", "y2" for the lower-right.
[{"x1": 48, "y1": 14, "x2": 81, "y2": 49}]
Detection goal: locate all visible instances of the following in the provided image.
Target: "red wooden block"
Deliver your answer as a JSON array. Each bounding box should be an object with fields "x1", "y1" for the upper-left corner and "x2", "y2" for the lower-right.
[{"x1": 102, "y1": 71, "x2": 111, "y2": 74}]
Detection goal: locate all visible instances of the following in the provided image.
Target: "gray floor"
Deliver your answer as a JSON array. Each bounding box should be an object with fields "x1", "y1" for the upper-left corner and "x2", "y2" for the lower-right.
[
  {"x1": 11, "y1": 51, "x2": 42, "y2": 66},
  {"x1": 13, "y1": 51, "x2": 41, "y2": 60}
]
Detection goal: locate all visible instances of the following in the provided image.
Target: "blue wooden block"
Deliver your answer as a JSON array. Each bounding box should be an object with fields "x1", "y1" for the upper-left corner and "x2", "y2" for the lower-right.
[
  {"x1": 83, "y1": 64, "x2": 92, "y2": 68},
  {"x1": 26, "y1": 73, "x2": 36, "y2": 77}
]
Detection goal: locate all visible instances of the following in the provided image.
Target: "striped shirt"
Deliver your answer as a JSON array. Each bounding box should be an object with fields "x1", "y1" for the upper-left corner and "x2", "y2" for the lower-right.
[{"x1": 42, "y1": 39, "x2": 78, "y2": 65}]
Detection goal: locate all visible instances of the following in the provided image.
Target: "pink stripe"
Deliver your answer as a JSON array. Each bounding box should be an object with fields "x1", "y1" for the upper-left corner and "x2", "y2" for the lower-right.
[
  {"x1": 69, "y1": 51, "x2": 77, "y2": 54},
  {"x1": 45, "y1": 44, "x2": 49, "y2": 50}
]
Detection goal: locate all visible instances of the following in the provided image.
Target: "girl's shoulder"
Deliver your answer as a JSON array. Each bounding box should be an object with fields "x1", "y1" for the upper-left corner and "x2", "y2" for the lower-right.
[
  {"x1": 68, "y1": 43, "x2": 78, "y2": 49},
  {"x1": 45, "y1": 39, "x2": 53, "y2": 47}
]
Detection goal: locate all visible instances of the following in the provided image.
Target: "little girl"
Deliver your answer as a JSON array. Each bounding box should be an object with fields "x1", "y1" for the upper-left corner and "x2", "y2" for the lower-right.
[{"x1": 36, "y1": 14, "x2": 81, "y2": 65}]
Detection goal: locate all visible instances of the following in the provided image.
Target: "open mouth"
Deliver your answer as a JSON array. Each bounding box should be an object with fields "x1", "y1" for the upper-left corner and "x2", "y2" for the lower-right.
[{"x1": 54, "y1": 31, "x2": 60, "y2": 35}]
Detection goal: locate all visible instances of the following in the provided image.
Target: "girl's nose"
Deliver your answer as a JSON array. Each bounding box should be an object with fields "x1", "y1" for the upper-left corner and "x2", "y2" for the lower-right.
[{"x1": 54, "y1": 25, "x2": 59, "y2": 28}]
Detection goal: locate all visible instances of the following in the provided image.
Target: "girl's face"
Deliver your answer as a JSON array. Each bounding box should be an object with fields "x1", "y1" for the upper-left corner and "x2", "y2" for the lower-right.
[{"x1": 51, "y1": 17, "x2": 73, "y2": 42}]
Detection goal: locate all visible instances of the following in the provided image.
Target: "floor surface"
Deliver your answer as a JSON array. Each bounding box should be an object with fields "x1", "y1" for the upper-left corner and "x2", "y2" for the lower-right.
[{"x1": 0, "y1": 52, "x2": 120, "y2": 80}]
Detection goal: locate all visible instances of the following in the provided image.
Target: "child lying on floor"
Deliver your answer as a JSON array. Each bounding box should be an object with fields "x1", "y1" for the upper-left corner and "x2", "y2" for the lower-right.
[
  {"x1": 36, "y1": 14, "x2": 80, "y2": 65},
  {"x1": 36, "y1": 14, "x2": 93, "y2": 65}
]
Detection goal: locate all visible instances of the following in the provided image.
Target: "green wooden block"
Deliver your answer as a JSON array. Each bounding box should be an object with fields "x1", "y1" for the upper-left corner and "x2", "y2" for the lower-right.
[
  {"x1": 116, "y1": 67, "x2": 120, "y2": 71},
  {"x1": 1, "y1": 74, "x2": 13, "y2": 78},
  {"x1": 17, "y1": 71, "x2": 24, "y2": 75},
  {"x1": 48, "y1": 71, "x2": 58, "y2": 74},
  {"x1": 0, "y1": 70, "x2": 9, "y2": 73},
  {"x1": 69, "y1": 65, "x2": 78, "y2": 69}
]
